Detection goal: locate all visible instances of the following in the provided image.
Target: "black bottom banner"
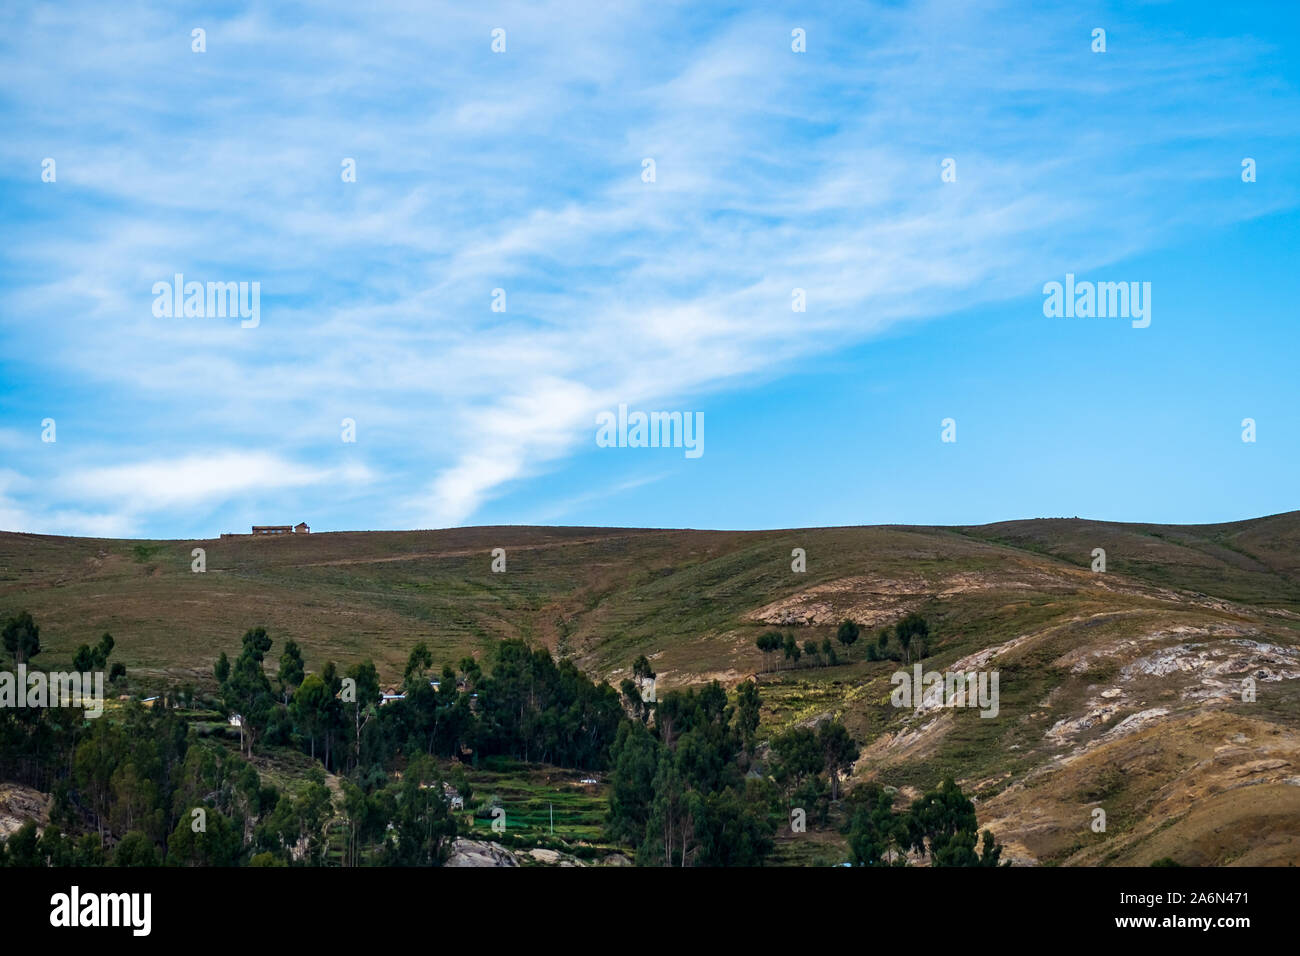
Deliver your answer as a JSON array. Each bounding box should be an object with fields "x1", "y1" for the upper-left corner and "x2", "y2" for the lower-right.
[{"x1": 6, "y1": 864, "x2": 1281, "y2": 944}]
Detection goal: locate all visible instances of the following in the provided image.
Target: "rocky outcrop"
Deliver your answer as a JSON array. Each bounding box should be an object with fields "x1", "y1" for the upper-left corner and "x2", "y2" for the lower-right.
[
  {"x1": 446, "y1": 838, "x2": 520, "y2": 867},
  {"x1": 0, "y1": 784, "x2": 49, "y2": 838}
]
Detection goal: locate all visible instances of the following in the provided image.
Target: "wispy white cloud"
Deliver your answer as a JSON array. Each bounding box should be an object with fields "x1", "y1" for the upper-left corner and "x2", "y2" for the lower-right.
[
  {"x1": 0, "y1": 0, "x2": 1296, "y2": 533},
  {"x1": 58, "y1": 452, "x2": 373, "y2": 512}
]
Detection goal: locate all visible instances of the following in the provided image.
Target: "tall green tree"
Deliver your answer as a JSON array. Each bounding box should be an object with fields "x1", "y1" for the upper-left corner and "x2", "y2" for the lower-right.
[
  {"x1": 166, "y1": 808, "x2": 242, "y2": 866},
  {"x1": 606, "y1": 721, "x2": 661, "y2": 845},
  {"x1": 240, "y1": 626, "x2": 272, "y2": 663},
  {"x1": 620, "y1": 678, "x2": 650, "y2": 722},
  {"x1": 632, "y1": 654, "x2": 656, "y2": 684},
  {"x1": 782, "y1": 633, "x2": 802, "y2": 666},
  {"x1": 383, "y1": 755, "x2": 457, "y2": 866},
  {"x1": 290, "y1": 674, "x2": 332, "y2": 760},
  {"x1": 112, "y1": 831, "x2": 158, "y2": 866},
  {"x1": 2, "y1": 611, "x2": 40, "y2": 666},
  {"x1": 344, "y1": 659, "x2": 381, "y2": 767},
  {"x1": 846, "y1": 783, "x2": 906, "y2": 867},
  {"x1": 734, "y1": 681, "x2": 761, "y2": 754},
  {"x1": 906, "y1": 777, "x2": 1003, "y2": 866},
  {"x1": 836, "y1": 619, "x2": 860, "y2": 658},
  {"x1": 755, "y1": 631, "x2": 782, "y2": 671},
  {"x1": 403, "y1": 642, "x2": 433, "y2": 691},
  {"x1": 816, "y1": 720, "x2": 859, "y2": 801},
  {"x1": 770, "y1": 726, "x2": 822, "y2": 791},
  {"x1": 277, "y1": 640, "x2": 305, "y2": 703},
  {"x1": 72, "y1": 632, "x2": 117, "y2": 673},
  {"x1": 220, "y1": 632, "x2": 276, "y2": 757},
  {"x1": 895, "y1": 613, "x2": 929, "y2": 664}
]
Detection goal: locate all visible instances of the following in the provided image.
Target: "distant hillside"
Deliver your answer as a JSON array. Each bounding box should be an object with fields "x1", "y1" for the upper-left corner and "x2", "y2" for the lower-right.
[{"x1": 3, "y1": 512, "x2": 1300, "y2": 865}]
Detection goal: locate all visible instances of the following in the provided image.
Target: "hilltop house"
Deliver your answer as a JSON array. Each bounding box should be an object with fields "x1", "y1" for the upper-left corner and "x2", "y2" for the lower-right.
[
  {"x1": 252, "y1": 522, "x2": 309, "y2": 535},
  {"x1": 223, "y1": 522, "x2": 311, "y2": 538}
]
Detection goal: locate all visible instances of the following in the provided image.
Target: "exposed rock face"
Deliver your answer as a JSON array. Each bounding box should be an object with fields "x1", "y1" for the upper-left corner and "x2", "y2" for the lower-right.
[
  {"x1": 446, "y1": 839, "x2": 520, "y2": 867},
  {"x1": 527, "y1": 847, "x2": 591, "y2": 866},
  {"x1": 0, "y1": 784, "x2": 49, "y2": 838},
  {"x1": 749, "y1": 567, "x2": 1093, "y2": 630},
  {"x1": 445, "y1": 840, "x2": 629, "y2": 867}
]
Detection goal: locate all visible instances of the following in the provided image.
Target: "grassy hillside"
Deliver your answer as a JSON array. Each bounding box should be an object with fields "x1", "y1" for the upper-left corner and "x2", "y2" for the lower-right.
[{"x1": 3, "y1": 512, "x2": 1299, "y2": 865}]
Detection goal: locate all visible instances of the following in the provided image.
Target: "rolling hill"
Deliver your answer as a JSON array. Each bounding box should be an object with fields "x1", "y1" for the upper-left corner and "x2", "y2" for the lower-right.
[{"x1": 3, "y1": 511, "x2": 1300, "y2": 865}]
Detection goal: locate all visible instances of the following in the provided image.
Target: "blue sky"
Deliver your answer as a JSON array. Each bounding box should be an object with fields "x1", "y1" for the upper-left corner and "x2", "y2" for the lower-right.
[{"x1": 1, "y1": 0, "x2": 1298, "y2": 538}]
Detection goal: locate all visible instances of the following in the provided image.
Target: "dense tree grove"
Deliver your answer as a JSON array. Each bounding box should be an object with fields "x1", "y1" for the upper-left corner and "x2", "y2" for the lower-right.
[
  {"x1": 606, "y1": 681, "x2": 781, "y2": 866},
  {"x1": 757, "y1": 614, "x2": 934, "y2": 671},
  {"x1": 864, "y1": 612, "x2": 932, "y2": 663},
  {"x1": 2, "y1": 611, "x2": 41, "y2": 666},
  {"x1": 205, "y1": 632, "x2": 630, "y2": 778},
  {"x1": 0, "y1": 618, "x2": 629, "y2": 866},
  {"x1": 1, "y1": 610, "x2": 999, "y2": 868},
  {"x1": 845, "y1": 778, "x2": 1005, "y2": 867},
  {"x1": 764, "y1": 718, "x2": 861, "y2": 826}
]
